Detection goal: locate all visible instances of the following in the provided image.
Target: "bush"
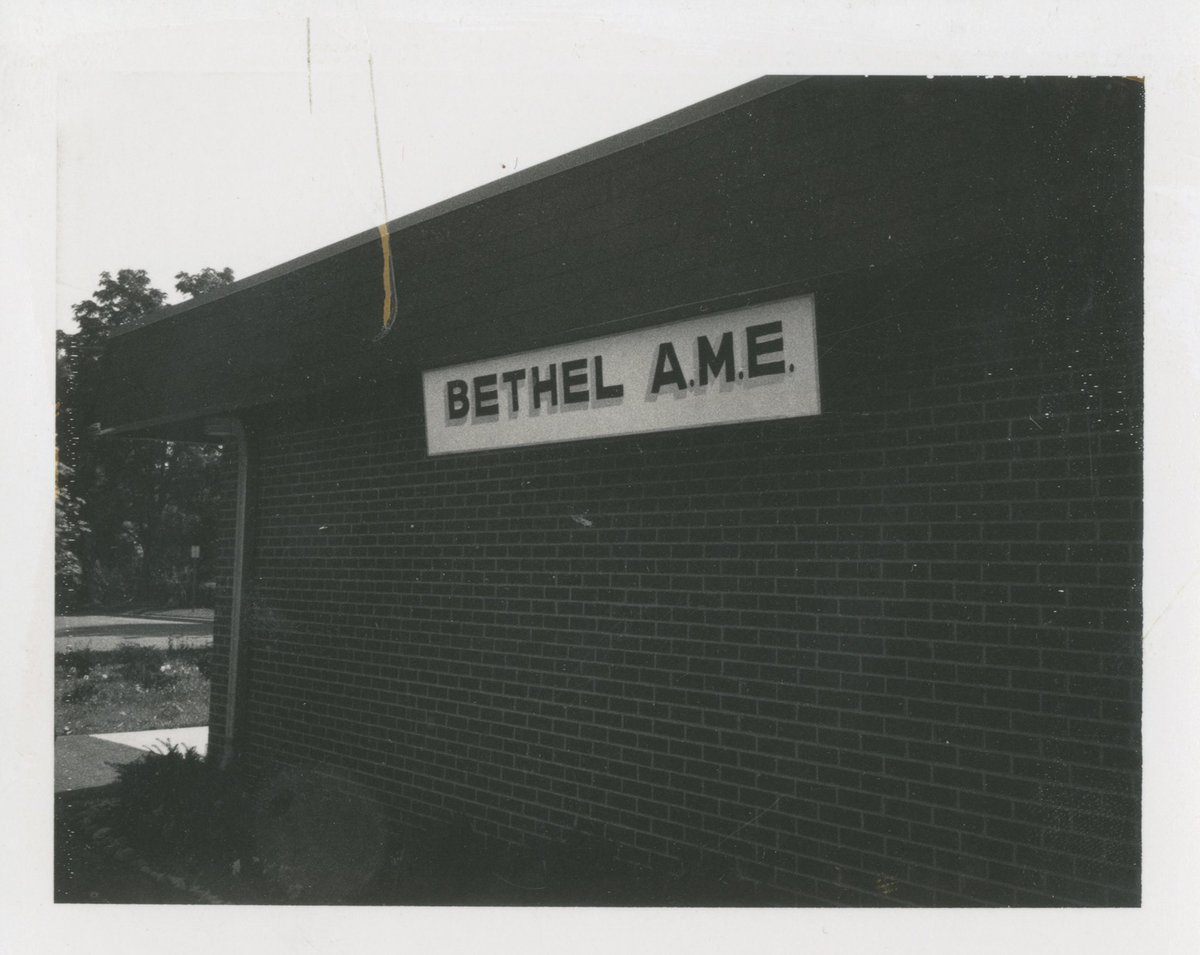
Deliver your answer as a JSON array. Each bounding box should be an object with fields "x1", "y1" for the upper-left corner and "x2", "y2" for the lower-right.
[
  {"x1": 58, "y1": 647, "x2": 99, "y2": 678},
  {"x1": 110, "y1": 751, "x2": 384, "y2": 902},
  {"x1": 61, "y1": 679, "x2": 100, "y2": 704},
  {"x1": 85, "y1": 559, "x2": 135, "y2": 608},
  {"x1": 111, "y1": 744, "x2": 253, "y2": 867},
  {"x1": 112, "y1": 642, "x2": 179, "y2": 690},
  {"x1": 195, "y1": 649, "x2": 215, "y2": 681},
  {"x1": 112, "y1": 642, "x2": 156, "y2": 668}
]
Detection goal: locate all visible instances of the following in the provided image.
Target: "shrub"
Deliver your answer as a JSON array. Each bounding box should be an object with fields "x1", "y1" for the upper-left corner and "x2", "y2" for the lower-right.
[
  {"x1": 61, "y1": 679, "x2": 100, "y2": 704},
  {"x1": 58, "y1": 647, "x2": 99, "y2": 678},
  {"x1": 250, "y1": 767, "x2": 390, "y2": 902},
  {"x1": 111, "y1": 744, "x2": 253, "y2": 866},
  {"x1": 112, "y1": 642, "x2": 157, "y2": 668},
  {"x1": 194, "y1": 649, "x2": 215, "y2": 681},
  {"x1": 113, "y1": 643, "x2": 179, "y2": 690}
]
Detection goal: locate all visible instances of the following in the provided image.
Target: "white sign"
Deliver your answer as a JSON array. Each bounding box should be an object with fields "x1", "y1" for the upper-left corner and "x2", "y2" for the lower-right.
[{"x1": 422, "y1": 294, "x2": 820, "y2": 456}]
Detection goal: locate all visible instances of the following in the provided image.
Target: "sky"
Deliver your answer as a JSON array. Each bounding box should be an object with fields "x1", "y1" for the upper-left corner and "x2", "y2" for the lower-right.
[
  {"x1": 30, "y1": 0, "x2": 1187, "y2": 333},
  {"x1": 4, "y1": 1, "x2": 1200, "y2": 952},
  {"x1": 51, "y1": 9, "x2": 761, "y2": 328}
]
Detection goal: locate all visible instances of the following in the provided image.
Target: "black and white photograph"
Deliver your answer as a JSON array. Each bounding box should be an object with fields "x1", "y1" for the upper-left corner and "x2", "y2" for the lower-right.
[{"x1": 4, "y1": 2, "x2": 1197, "y2": 953}]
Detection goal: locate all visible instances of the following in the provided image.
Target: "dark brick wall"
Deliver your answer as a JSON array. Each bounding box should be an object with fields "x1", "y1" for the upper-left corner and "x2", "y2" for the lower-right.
[{"x1": 207, "y1": 234, "x2": 1141, "y2": 906}]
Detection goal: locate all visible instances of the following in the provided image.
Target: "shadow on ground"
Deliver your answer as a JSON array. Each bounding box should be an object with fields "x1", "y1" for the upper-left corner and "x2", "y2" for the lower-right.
[{"x1": 55, "y1": 789, "x2": 198, "y2": 904}]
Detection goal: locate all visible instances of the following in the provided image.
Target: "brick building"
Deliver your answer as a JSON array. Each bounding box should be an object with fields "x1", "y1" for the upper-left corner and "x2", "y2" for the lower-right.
[{"x1": 97, "y1": 76, "x2": 1143, "y2": 905}]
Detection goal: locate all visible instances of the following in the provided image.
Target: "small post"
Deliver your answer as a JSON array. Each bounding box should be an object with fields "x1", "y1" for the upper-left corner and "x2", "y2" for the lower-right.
[{"x1": 190, "y1": 545, "x2": 201, "y2": 608}]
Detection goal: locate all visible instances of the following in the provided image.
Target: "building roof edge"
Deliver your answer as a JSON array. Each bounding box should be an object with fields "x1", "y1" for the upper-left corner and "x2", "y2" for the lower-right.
[{"x1": 109, "y1": 75, "x2": 809, "y2": 339}]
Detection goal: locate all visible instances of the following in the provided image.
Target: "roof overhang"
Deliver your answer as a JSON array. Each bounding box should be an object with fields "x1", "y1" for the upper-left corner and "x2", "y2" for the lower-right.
[{"x1": 96, "y1": 76, "x2": 1143, "y2": 439}]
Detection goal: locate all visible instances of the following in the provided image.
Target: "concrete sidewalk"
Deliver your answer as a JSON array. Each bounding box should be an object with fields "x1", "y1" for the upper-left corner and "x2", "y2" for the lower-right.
[
  {"x1": 92, "y1": 725, "x2": 208, "y2": 756},
  {"x1": 55, "y1": 726, "x2": 209, "y2": 793}
]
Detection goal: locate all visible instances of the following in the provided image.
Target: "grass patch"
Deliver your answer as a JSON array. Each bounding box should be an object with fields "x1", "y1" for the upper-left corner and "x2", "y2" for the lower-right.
[{"x1": 55, "y1": 643, "x2": 211, "y2": 736}]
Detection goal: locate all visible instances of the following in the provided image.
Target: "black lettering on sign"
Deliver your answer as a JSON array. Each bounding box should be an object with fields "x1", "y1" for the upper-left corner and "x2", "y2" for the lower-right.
[
  {"x1": 651, "y1": 342, "x2": 687, "y2": 394},
  {"x1": 593, "y1": 356, "x2": 624, "y2": 400},
  {"x1": 473, "y1": 373, "x2": 499, "y2": 417},
  {"x1": 561, "y1": 358, "x2": 589, "y2": 404},
  {"x1": 447, "y1": 379, "x2": 469, "y2": 419},
  {"x1": 532, "y1": 363, "x2": 558, "y2": 409},
  {"x1": 698, "y1": 331, "x2": 735, "y2": 385},
  {"x1": 747, "y1": 320, "x2": 785, "y2": 378},
  {"x1": 501, "y1": 369, "x2": 526, "y2": 413}
]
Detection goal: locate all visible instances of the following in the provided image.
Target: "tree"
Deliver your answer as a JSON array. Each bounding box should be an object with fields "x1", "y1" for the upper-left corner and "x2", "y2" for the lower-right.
[
  {"x1": 174, "y1": 267, "x2": 235, "y2": 299},
  {"x1": 71, "y1": 268, "x2": 167, "y2": 340},
  {"x1": 56, "y1": 267, "x2": 236, "y2": 609},
  {"x1": 54, "y1": 461, "x2": 88, "y2": 607},
  {"x1": 57, "y1": 270, "x2": 165, "y2": 483}
]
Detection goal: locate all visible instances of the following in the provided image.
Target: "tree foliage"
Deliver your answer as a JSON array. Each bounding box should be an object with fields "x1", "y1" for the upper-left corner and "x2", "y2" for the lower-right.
[
  {"x1": 70, "y1": 269, "x2": 167, "y2": 340},
  {"x1": 55, "y1": 461, "x2": 88, "y2": 598},
  {"x1": 56, "y1": 267, "x2": 235, "y2": 610},
  {"x1": 174, "y1": 267, "x2": 235, "y2": 299}
]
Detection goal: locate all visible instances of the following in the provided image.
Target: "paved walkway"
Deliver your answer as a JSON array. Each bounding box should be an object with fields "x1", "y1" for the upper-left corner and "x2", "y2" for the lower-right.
[
  {"x1": 55, "y1": 611, "x2": 213, "y2": 652},
  {"x1": 55, "y1": 726, "x2": 209, "y2": 793},
  {"x1": 91, "y1": 725, "x2": 209, "y2": 755}
]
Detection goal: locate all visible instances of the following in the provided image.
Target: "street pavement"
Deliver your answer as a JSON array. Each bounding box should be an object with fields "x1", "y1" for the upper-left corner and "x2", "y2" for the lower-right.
[{"x1": 55, "y1": 610, "x2": 214, "y2": 652}]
